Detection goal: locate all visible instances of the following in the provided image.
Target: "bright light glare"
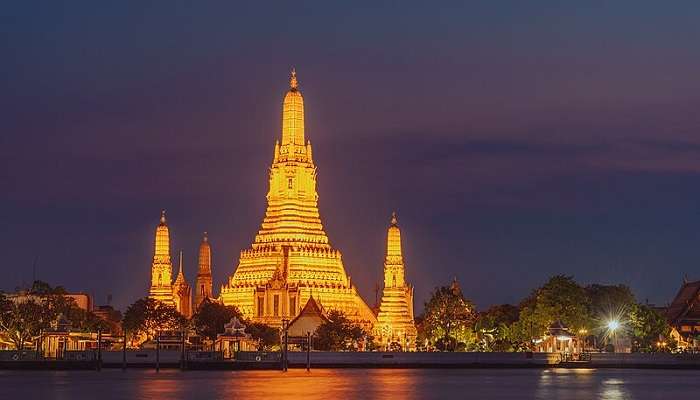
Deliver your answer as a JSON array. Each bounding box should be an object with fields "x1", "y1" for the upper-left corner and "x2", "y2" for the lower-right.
[{"x1": 607, "y1": 320, "x2": 620, "y2": 331}]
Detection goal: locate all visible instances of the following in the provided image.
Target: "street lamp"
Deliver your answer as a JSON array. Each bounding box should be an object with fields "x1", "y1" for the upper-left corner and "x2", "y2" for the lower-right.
[
  {"x1": 578, "y1": 329, "x2": 588, "y2": 352},
  {"x1": 606, "y1": 319, "x2": 620, "y2": 352},
  {"x1": 281, "y1": 319, "x2": 289, "y2": 372}
]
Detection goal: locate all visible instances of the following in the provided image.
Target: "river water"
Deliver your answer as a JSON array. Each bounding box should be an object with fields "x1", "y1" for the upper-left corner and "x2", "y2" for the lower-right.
[{"x1": 2, "y1": 368, "x2": 699, "y2": 399}]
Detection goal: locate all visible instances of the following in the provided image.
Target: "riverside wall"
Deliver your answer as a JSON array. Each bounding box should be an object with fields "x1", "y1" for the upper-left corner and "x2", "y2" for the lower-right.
[
  {"x1": 284, "y1": 351, "x2": 559, "y2": 368},
  {"x1": 4, "y1": 350, "x2": 700, "y2": 369}
]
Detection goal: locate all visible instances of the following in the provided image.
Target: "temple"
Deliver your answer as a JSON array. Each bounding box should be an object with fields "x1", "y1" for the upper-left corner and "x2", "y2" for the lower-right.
[
  {"x1": 666, "y1": 278, "x2": 700, "y2": 349},
  {"x1": 172, "y1": 251, "x2": 192, "y2": 318},
  {"x1": 375, "y1": 212, "x2": 417, "y2": 350},
  {"x1": 149, "y1": 210, "x2": 174, "y2": 305},
  {"x1": 195, "y1": 232, "x2": 214, "y2": 307},
  {"x1": 220, "y1": 70, "x2": 377, "y2": 327},
  {"x1": 147, "y1": 211, "x2": 192, "y2": 317}
]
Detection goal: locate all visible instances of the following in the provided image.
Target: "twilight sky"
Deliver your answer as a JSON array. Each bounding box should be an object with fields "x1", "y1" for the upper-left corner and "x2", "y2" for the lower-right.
[{"x1": 2, "y1": 1, "x2": 700, "y2": 312}]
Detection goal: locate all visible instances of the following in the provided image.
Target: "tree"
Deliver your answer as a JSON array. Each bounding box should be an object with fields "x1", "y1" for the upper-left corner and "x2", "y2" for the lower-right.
[
  {"x1": 0, "y1": 297, "x2": 48, "y2": 350},
  {"x1": 192, "y1": 299, "x2": 242, "y2": 341},
  {"x1": 314, "y1": 310, "x2": 366, "y2": 351},
  {"x1": 583, "y1": 284, "x2": 637, "y2": 349},
  {"x1": 30, "y1": 280, "x2": 68, "y2": 295},
  {"x1": 93, "y1": 307, "x2": 124, "y2": 336},
  {"x1": 512, "y1": 275, "x2": 592, "y2": 347},
  {"x1": 122, "y1": 298, "x2": 186, "y2": 341},
  {"x1": 476, "y1": 304, "x2": 519, "y2": 352},
  {"x1": 421, "y1": 282, "x2": 477, "y2": 351},
  {"x1": 630, "y1": 304, "x2": 674, "y2": 352},
  {"x1": 245, "y1": 322, "x2": 280, "y2": 351},
  {"x1": 586, "y1": 284, "x2": 636, "y2": 324},
  {"x1": 0, "y1": 282, "x2": 118, "y2": 350},
  {"x1": 65, "y1": 307, "x2": 114, "y2": 333}
]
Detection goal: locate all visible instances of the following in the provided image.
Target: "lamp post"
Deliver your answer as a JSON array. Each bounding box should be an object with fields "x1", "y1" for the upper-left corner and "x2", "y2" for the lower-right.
[
  {"x1": 122, "y1": 329, "x2": 127, "y2": 371},
  {"x1": 97, "y1": 329, "x2": 102, "y2": 372},
  {"x1": 607, "y1": 320, "x2": 620, "y2": 352},
  {"x1": 578, "y1": 329, "x2": 588, "y2": 354},
  {"x1": 281, "y1": 319, "x2": 289, "y2": 372},
  {"x1": 306, "y1": 331, "x2": 311, "y2": 372},
  {"x1": 156, "y1": 330, "x2": 160, "y2": 372}
]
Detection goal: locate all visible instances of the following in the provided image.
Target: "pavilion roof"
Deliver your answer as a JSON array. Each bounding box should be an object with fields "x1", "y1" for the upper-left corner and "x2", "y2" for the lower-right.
[
  {"x1": 666, "y1": 280, "x2": 700, "y2": 325},
  {"x1": 288, "y1": 296, "x2": 329, "y2": 327}
]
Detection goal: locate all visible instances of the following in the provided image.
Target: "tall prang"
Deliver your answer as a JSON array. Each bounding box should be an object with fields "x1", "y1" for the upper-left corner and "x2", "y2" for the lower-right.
[
  {"x1": 376, "y1": 212, "x2": 417, "y2": 350},
  {"x1": 172, "y1": 251, "x2": 192, "y2": 318},
  {"x1": 220, "y1": 70, "x2": 376, "y2": 327},
  {"x1": 149, "y1": 210, "x2": 174, "y2": 305},
  {"x1": 195, "y1": 232, "x2": 213, "y2": 307}
]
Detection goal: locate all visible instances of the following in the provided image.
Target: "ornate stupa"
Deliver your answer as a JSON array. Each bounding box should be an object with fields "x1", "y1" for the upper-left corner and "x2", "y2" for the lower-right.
[
  {"x1": 376, "y1": 212, "x2": 417, "y2": 350},
  {"x1": 149, "y1": 210, "x2": 174, "y2": 305},
  {"x1": 195, "y1": 232, "x2": 214, "y2": 307},
  {"x1": 172, "y1": 251, "x2": 192, "y2": 318},
  {"x1": 220, "y1": 70, "x2": 376, "y2": 327}
]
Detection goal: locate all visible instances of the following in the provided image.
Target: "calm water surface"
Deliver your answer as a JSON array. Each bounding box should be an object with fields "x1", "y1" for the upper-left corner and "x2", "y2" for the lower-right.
[{"x1": 2, "y1": 368, "x2": 699, "y2": 399}]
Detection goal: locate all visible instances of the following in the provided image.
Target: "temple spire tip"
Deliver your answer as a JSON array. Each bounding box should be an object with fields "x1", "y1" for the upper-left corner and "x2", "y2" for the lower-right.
[
  {"x1": 290, "y1": 67, "x2": 298, "y2": 89},
  {"x1": 160, "y1": 209, "x2": 166, "y2": 224}
]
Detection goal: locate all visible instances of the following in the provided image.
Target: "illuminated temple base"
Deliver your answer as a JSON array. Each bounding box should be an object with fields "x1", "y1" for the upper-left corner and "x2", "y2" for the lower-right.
[
  {"x1": 376, "y1": 286, "x2": 417, "y2": 350},
  {"x1": 220, "y1": 70, "x2": 376, "y2": 328},
  {"x1": 221, "y1": 280, "x2": 375, "y2": 329},
  {"x1": 220, "y1": 245, "x2": 376, "y2": 328}
]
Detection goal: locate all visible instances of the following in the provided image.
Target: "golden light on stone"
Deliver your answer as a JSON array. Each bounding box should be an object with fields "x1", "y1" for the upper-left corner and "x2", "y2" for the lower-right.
[
  {"x1": 148, "y1": 210, "x2": 192, "y2": 317},
  {"x1": 149, "y1": 210, "x2": 175, "y2": 305},
  {"x1": 195, "y1": 232, "x2": 214, "y2": 307},
  {"x1": 220, "y1": 70, "x2": 376, "y2": 327},
  {"x1": 376, "y1": 212, "x2": 418, "y2": 350},
  {"x1": 173, "y1": 251, "x2": 193, "y2": 318}
]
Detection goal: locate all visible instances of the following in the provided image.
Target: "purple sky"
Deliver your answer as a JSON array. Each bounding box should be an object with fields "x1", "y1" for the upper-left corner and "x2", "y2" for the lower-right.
[{"x1": 2, "y1": 1, "x2": 700, "y2": 312}]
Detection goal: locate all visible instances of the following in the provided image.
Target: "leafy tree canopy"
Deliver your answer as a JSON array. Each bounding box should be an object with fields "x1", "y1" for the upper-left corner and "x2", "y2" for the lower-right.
[
  {"x1": 629, "y1": 304, "x2": 674, "y2": 352},
  {"x1": 586, "y1": 284, "x2": 636, "y2": 318},
  {"x1": 245, "y1": 322, "x2": 280, "y2": 351},
  {"x1": 192, "y1": 299, "x2": 242, "y2": 341},
  {"x1": 512, "y1": 275, "x2": 592, "y2": 346},
  {"x1": 0, "y1": 282, "x2": 116, "y2": 350},
  {"x1": 421, "y1": 283, "x2": 477, "y2": 351},
  {"x1": 122, "y1": 298, "x2": 186, "y2": 341},
  {"x1": 314, "y1": 310, "x2": 366, "y2": 351}
]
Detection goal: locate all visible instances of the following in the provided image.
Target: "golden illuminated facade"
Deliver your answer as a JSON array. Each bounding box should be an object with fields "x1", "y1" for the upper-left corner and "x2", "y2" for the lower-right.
[
  {"x1": 149, "y1": 210, "x2": 174, "y2": 305},
  {"x1": 376, "y1": 213, "x2": 417, "y2": 350},
  {"x1": 195, "y1": 232, "x2": 214, "y2": 307},
  {"x1": 148, "y1": 210, "x2": 192, "y2": 317},
  {"x1": 220, "y1": 70, "x2": 376, "y2": 327},
  {"x1": 172, "y1": 251, "x2": 192, "y2": 318}
]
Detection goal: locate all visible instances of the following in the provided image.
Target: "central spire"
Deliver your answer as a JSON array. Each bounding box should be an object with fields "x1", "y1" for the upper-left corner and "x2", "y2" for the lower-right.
[
  {"x1": 155, "y1": 209, "x2": 170, "y2": 257},
  {"x1": 290, "y1": 67, "x2": 298, "y2": 89},
  {"x1": 386, "y1": 212, "x2": 403, "y2": 261},
  {"x1": 281, "y1": 68, "x2": 305, "y2": 147}
]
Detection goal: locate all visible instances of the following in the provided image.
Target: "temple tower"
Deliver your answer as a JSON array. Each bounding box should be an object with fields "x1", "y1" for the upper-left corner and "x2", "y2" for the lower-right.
[
  {"x1": 220, "y1": 70, "x2": 376, "y2": 327},
  {"x1": 172, "y1": 251, "x2": 192, "y2": 318},
  {"x1": 376, "y1": 212, "x2": 417, "y2": 350},
  {"x1": 149, "y1": 210, "x2": 174, "y2": 305},
  {"x1": 195, "y1": 232, "x2": 213, "y2": 307}
]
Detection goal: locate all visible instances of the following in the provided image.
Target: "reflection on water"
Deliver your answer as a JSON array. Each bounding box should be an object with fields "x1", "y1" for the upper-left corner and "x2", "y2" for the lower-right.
[
  {"x1": 599, "y1": 378, "x2": 631, "y2": 400},
  {"x1": 1, "y1": 368, "x2": 699, "y2": 400}
]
